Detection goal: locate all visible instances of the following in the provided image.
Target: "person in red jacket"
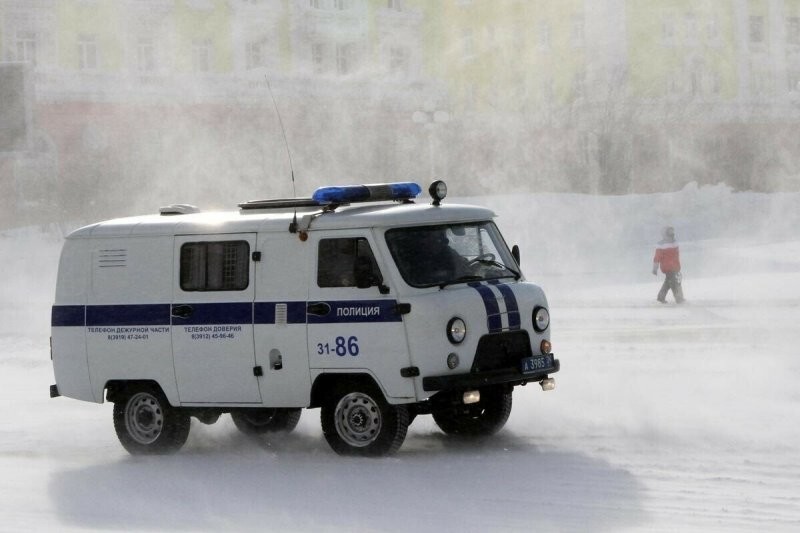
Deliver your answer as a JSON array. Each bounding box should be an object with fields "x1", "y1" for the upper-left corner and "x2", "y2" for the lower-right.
[{"x1": 652, "y1": 226, "x2": 684, "y2": 303}]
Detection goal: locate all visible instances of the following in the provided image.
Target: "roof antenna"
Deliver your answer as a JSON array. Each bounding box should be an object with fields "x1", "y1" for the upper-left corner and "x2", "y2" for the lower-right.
[{"x1": 265, "y1": 74, "x2": 299, "y2": 233}]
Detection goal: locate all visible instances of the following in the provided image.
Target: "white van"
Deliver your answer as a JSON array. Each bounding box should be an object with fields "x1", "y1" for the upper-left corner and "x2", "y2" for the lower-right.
[{"x1": 50, "y1": 181, "x2": 559, "y2": 456}]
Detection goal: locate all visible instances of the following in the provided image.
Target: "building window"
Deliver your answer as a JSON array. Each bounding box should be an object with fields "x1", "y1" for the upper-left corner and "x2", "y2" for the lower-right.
[
  {"x1": 317, "y1": 238, "x2": 379, "y2": 288},
  {"x1": 685, "y1": 12, "x2": 698, "y2": 45},
  {"x1": 537, "y1": 21, "x2": 551, "y2": 51},
  {"x1": 662, "y1": 16, "x2": 676, "y2": 46},
  {"x1": 180, "y1": 241, "x2": 250, "y2": 291},
  {"x1": 752, "y1": 70, "x2": 771, "y2": 96},
  {"x1": 312, "y1": 42, "x2": 325, "y2": 73},
  {"x1": 573, "y1": 70, "x2": 586, "y2": 98},
  {"x1": 788, "y1": 17, "x2": 800, "y2": 45},
  {"x1": 749, "y1": 16, "x2": 764, "y2": 44},
  {"x1": 513, "y1": 23, "x2": 525, "y2": 50},
  {"x1": 137, "y1": 37, "x2": 156, "y2": 72},
  {"x1": 710, "y1": 70, "x2": 721, "y2": 94},
  {"x1": 334, "y1": 0, "x2": 349, "y2": 9},
  {"x1": 389, "y1": 46, "x2": 408, "y2": 74},
  {"x1": 15, "y1": 30, "x2": 38, "y2": 66},
  {"x1": 571, "y1": 15, "x2": 585, "y2": 48},
  {"x1": 78, "y1": 35, "x2": 98, "y2": 70},
  {"x1": 246, "y1": 41, "x2": 263, "y2": 69},
  {"x1": 542, "y1": 77, "x2": 554, "y2": 101},
  {"x1": 461, "y1": 28, "x2": 475, "y2": 60},
  {"x1": 690, "y1": 69, "x2": 702, "y2": 96},
  {"x1": 387, "y1": 0, "x2": 403, "y2": 11},
  {"x1": 310, "y1": 0, "x2": 322, "y2": 8},
  {"x1": 707, "y1": 18, "x2": 720, "y2": 44},
  {"x1": 667, "y1": 71, "x2": 681, "y2": 95},
  {"x1": 336, "y1": 43, "x2": 354, "y2": 75},
  {"x1": 788, "y1": 71, "x2": 800, "y2": 93},
  {"x1": 192, "y1": 39, "x2": 212, "y2": 72}
]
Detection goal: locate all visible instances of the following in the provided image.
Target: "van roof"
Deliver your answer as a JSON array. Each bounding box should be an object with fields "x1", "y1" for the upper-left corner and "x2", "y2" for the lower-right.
[{"x1": 66, "y1": 202, "x2": 496, "y2": 239}]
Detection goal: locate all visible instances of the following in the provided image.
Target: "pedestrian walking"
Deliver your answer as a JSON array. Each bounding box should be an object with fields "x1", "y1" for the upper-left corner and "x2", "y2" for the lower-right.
[{"x1": 652, "y1": 226, "x2": 684, "y2": 303}]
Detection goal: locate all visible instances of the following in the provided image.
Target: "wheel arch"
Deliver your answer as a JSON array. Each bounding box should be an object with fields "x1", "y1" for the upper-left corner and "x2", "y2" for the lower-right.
[
  {"x1": 105, "y1": 379, "x2": 174, "y2": 405},
  {"x1": 309, "y1": 372, "x2": 383, "y2": 409}
]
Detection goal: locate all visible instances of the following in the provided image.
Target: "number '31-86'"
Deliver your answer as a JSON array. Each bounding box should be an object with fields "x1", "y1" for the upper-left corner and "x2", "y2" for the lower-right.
[{"x1": 317, "y1": 336, "x2": 359, "y2": 356}]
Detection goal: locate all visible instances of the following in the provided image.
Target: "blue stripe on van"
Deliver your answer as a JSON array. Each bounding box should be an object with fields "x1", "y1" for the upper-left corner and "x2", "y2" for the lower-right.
[
  {"x1": 488, "y1": 280, "x2": 521, "y2": 330},
  {"x1": 254, "y1": 302, "x2": 307, "y2": 325},
  {"x1": 87, "y1": 304, "x2": 171, "y2": 327},
  {"x1": 52, "y1": 300, "x2": 404, "y2": 327},
  {"x1": 51, "y1": 305, "x2": 86, "y2": 327},
  {"x1": 170, "y1": 302, "x2": 253, "y2": 325},
  {"x1": 468, "y1": 282, "x2": 503, "y2": 333},
  {"x1": 307, "y1": 300, "x2": 403, "y2": 324}
]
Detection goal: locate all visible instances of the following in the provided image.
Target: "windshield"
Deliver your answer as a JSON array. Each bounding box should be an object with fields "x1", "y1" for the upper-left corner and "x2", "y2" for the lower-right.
[{"x1": 385, "y1": 222, "x2": 520, "y2": 288}]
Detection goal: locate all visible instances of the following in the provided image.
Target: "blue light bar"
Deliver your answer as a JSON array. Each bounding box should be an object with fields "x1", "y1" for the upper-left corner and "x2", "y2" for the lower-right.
[{"x1": 312, "y1": 182, "x2": 422, "y2": 205}]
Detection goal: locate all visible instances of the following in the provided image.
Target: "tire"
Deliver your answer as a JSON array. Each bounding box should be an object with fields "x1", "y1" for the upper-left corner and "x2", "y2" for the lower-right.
[
  {"x1": 432, "y1": 386, "x2": 512, "y2": 437},
  {"x1": 112, "y1": 384, "x2": 190, "y2": 455},
  {"x1": 321, "y1": 382, "x2": 409, "y2": 457},
  {"x1": 231, "y1": 408, "x2": 302, "y2": 435}
]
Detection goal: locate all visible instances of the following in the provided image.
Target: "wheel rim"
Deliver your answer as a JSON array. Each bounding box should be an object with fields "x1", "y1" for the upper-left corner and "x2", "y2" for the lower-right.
[
  {"x1": 125, "y1": 392, "x2": 164, "y2": 445},
  {"x1": 334, "y1": 392, "x2": 382, "y2": 448}
]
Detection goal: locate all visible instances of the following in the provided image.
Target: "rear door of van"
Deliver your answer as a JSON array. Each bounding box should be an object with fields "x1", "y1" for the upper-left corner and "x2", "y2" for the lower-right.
[{"x1": 171, "y1": 234, "x2": 261, "y2": 404}]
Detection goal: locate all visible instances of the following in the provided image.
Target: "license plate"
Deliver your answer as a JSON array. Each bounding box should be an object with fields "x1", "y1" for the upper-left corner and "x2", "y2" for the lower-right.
[{"x1": 520, "y1": 354, "x2": 554, "y2": 374}]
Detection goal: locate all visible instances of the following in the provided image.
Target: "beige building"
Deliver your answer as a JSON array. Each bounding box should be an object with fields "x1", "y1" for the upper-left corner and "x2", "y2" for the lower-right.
[{"x1": 1, "y1": 1, "x2": 798, "y2": 228}]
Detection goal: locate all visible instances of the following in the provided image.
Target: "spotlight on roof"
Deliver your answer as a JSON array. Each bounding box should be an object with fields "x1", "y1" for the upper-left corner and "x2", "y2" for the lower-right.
[{"x1": 428, "y1": 180, "x2": 447, "y2": 206}]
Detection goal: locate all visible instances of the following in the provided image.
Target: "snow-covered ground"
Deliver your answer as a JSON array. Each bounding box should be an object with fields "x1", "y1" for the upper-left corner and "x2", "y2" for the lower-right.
[{"x1": 1, "y1": 184, "x2": 799, "y2": 532}]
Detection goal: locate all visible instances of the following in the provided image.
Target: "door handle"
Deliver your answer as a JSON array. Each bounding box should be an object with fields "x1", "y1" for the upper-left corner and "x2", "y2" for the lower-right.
[
  {"x1": 171, "y1": 304, "x2": 193, "y2": 319},
  {"x1": 306, "y1": 302, "x2": 331, "y2": 316}
]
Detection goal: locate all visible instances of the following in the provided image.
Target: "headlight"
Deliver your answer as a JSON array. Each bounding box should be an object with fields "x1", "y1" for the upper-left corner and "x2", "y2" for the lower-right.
[
  {"x1": 446, "y1": 317, "x2": 466, "y2": 344},
  {"x1": 533, "y1": 306, "x2": 550, "y2": 332}
]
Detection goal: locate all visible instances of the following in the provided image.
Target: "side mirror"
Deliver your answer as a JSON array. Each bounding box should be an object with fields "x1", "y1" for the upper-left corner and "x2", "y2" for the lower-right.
[{"x1": 511, "y1": 244, "x2": 521, "y2": 266}]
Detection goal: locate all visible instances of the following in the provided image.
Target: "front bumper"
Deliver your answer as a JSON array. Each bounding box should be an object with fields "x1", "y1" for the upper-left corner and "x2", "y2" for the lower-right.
[{"x1": 422, "y1": 357, "x2": 560, "y2": 392}]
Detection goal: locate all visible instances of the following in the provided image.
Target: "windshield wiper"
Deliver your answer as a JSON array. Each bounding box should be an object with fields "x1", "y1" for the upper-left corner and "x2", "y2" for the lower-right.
[
  {"x1": 473, "y1": 259, "x2": 522, "y2": 281},
  {"x1": 494, "y1": 271, "x2": 521, "y2": 282},
  {"x1": 505, "y1": 265, "x2": 522, "y2": 280},
  {"x1": 438, "y1": 275, "x2": 483, "y2": 290}
]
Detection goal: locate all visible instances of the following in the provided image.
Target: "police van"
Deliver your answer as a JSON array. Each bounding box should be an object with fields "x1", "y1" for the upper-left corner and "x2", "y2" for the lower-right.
[{"x1": 50, "y1": 181, "x2": 559, "y2": 456}]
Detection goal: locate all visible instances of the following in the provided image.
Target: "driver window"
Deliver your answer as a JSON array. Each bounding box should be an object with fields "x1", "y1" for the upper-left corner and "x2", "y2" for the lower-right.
[{"x1": 317, "y1": 237, "x2": 380, "y2": 288}]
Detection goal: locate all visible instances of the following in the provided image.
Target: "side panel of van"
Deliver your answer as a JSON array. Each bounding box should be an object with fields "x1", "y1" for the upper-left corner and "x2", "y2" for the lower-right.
[
  {"x1": 253, "y1": 232, "x2": 311, "y2": 407},
  {"x1": 84, "y1": 236, "x2": 177, "y2": 404}
]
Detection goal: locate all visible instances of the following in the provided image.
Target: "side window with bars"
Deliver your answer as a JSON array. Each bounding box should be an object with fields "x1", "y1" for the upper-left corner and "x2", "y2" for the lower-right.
[{"x1": 180, "y1": 241, "x2": 250, "y2": 291}]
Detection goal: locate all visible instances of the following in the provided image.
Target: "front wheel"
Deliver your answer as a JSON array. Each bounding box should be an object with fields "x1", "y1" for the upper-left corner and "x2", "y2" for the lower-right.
[
  {"x1": 113, "y1": 384, "x2": 190, "y2": 455},
  {"x1": 321, "y1": 382, "x2": 409, "y2": 456},
  {"x1": 231, "y1": 408, "x2": 301, "y2": 435},
  {"x1": 432, "y1": 386, "x2": 512, "y2": 437}
]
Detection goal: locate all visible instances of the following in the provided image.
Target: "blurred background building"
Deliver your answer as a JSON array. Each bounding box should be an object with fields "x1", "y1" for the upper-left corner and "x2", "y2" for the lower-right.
[{"x1": 1, "y1": 0, "x2": 799, "y2": 228}]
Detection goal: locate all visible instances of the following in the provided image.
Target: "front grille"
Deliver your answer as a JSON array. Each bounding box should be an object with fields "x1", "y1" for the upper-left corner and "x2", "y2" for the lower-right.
[{"x1": 471, "y1": 331, "x2": 533, "y2": 373}]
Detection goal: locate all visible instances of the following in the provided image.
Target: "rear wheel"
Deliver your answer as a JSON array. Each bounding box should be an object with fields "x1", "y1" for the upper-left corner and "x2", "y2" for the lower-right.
[
  {"x1": 321, "y1": 382, "x2": 409, "y2": 456},
  {"x1": 113, "y1": 384, "x2": 190, "y2": 455},
  {"x1": 231, "y1": 408, "x2": 301, "y2": 435},
  {"x1": 432, "y1": 386, "x2": 512, "y2": 437}
]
